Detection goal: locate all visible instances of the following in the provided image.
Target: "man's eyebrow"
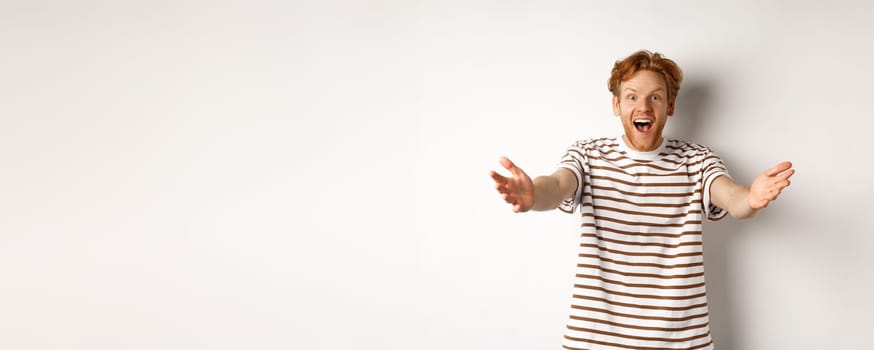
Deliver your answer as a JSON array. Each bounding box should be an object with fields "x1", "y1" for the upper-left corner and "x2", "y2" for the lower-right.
[{"x1": 624, "y1": 87, "x2": 665, "y2": 94}]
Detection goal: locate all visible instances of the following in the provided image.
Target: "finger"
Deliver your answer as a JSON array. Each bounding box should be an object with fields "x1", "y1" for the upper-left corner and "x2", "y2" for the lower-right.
[
  {"x1": 499, "y1": 156, "x2": 515, "y2": 170},
  {"x1": 496, "y1": 183, "x2": 509, "y2": 194},
  {"x1": 502, "y1": 193, "x2": 516, "y2": 204},
  {"x1": 765, "y1": 161, "x2": 793, "y2": 177},
  {"x1": 490, "y1": 170, "x2": 507, "y2": 185},
  {"x1": 763, "y1": 190, "x2": 782, "y2": 202},
  {"x1": 513, "y1": 202, "x2": 529, "y2": 213},
  {"x1": 495, "y1": 179, "x2": 514, "y2": 193},
  {"x1": 500, "y1": 156, "x2": 524, "y2": 177},
  {"x1": 763, "y1": 181, "x2": 790, "y2": 198},
  {"x1": 766, "y1": 184, "x2": 791, "y2": 200},
  {"x1": 775, "y1": 179, "x2": 791, "y2": 189},
  {"x1": 775, "y1": 169, "x2": 795, "y2": 181}
]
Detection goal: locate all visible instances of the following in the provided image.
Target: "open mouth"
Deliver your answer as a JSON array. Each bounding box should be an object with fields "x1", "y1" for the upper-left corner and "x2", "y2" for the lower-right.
[{"x1": 633, "y1": 118, "x2": 653, "y2": 133}]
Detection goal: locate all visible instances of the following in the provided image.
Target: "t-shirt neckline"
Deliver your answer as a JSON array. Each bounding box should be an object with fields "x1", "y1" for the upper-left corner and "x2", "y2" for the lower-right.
[{"x1": 617, "y1": 134, "x2": 668, "y2": 160}]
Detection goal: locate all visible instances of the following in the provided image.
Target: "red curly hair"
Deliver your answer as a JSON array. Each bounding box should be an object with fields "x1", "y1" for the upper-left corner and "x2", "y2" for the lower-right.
[{"x1": 608, "y1": 50, "x2": 683, "y2": 99}]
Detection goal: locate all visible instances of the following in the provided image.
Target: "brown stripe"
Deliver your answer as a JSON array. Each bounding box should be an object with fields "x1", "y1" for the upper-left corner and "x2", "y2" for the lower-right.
[
  {"x1": 573, "y1": 283, "x2": 707, "y2": 300},
  {"x1": 681, "y1": 155, "x2": 721, "y2": 168},
  {"x1": 589, "y1": 225, "x2": 703, "y2": 239},
  {"x1": 589, "y1": 193, "x2": 702, "y2": 208},
  {"x1": 569, "y1": 304, "x2": 709, "y2": 322},
  {"x1": 594, "y1": 159, "x2": 686, "y2": 172},
  {"x1": 577, "y1": 263, "x2": 705, "y2": 279},
  {"x1": 589, "y1": 165, "x2": 695, "y2": 177},
  {"x1": 598, "y1": 150, "x2": 706, "y2": 166},
  {"x1": 579, "y1": 244, "x2": 703, "y2": 259},
  {"x1": 566, "y1": 324, "x2": 712, "y2": 343},
  {"x1": 569, "y1": 140, "x2": 711, "y2": 157},
  {"x1": 665, "y1": 143, "x2": 710, "y2": 153},
  {"x1": 563, "y1": 337, "x2": 713, "y2": 350},
  {"x1": 707, "y1": 164, "x2": 727, "y2": 173},
  {"x1": 572, "y1": 294, "x2": 708, "y2": 311},
  {"x1": 578, "y1": 254, "x2": 704, "y2": 269},
  {"x1": 659, "y1": 151, "x2": 701, "y2": 159},
  {"x1": 593, "y1": 204, "x2": 702, "y2": 219},
  {"x1": 569, "y1": 315, "x2": 710, "y2": 332},
  {"x1": 658, "y1": 149, "x2": 690, "y2": 157},
  {"x1": 575, "y1": 274, "x2": 707, "y2": 290},
  {"x1": 703, "y1": 161, "x2": 726, "y2": 170},
  {"x1": 597, "y1": 151, "x2": 654, "y2": 163},
  {"x1": 581, "y1": 233, "x2": 702, "y2": 249},
  {"x1": 593, "y1": 215, "x2": 702, "y2": 228},
  {"x1": 591, "y1": 185, "x2": 698, "y2": 198},
  {"x1": 660, "y1": 144, "x2": 713, "y2": 159},
  {"x1": 593, "y1": 154, "x2": 717, "y2": 170},
  {"x1": 571, "y1": 137, "x2": 615, "y2": 148},
  {"x1": 589, "y1": 175, "x2": 695, "y2": 187},
  {"x1": 567, "y1": 148, "x2": 605, "y2": 162},
  {"x1": 654, "y1": 157, "x2": 686, "y2": 166},
  {"x1": 569, "y1": 147, "x2": 622, "y2": 158}
]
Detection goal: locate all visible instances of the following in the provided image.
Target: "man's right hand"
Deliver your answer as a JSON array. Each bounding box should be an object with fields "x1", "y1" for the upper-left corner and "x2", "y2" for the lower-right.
[{"x1": 489, "y1": 156, "x2": 535, "y2": 212}]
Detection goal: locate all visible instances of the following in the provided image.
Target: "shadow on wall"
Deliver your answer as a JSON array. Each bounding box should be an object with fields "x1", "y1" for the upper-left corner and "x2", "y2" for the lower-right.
[
  {"x1": 672, "y1": 78, "x2": 739, "y2": 350},
  {"x1": 674, "y1": 73, "x2": 867, "y2": 350}
]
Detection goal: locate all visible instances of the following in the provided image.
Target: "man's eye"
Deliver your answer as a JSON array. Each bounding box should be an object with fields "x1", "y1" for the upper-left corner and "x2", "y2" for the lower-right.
[
  {"x1": 650, "y1": 95, "x2": 660, "y2": 101},
  {"x1": 627, "y1": 95, "x2": 637, "y2": 101}
]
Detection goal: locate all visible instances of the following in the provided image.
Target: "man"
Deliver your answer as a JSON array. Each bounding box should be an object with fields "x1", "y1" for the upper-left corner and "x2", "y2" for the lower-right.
[{"x1": 489, "y1": 50, "x2": 794, "y2": 350}]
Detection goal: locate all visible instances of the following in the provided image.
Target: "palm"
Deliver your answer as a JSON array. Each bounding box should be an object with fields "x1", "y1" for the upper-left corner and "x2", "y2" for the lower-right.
[{"x1": 490, "y1": 156, "x2": 535, "y2": 212}]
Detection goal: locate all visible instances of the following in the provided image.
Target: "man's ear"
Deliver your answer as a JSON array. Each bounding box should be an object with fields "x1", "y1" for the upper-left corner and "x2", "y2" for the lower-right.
[
  {"x1": 667, "y1": 97, "x2": 676, "y2": 116},
  {"x1": 612, "y1": 95, "x2": 620, "y2": 116}
]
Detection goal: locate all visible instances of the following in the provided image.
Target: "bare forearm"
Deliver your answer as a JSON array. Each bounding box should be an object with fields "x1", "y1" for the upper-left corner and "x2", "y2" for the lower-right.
[
  {"x1": 531, "y1": 175, "x2": 572, "y2": 211},
  {"x1": 722, "y1": 183, "x2": 759, "y2": 219}
]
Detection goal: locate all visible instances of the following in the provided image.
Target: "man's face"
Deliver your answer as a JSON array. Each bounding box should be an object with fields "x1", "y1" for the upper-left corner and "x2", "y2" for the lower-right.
[{"x1": 612, "y1": 70, "x2": 675, "y2": 152}]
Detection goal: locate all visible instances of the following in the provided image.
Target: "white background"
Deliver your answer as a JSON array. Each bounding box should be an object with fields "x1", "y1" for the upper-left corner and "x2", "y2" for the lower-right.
[{"x1": 2, "y1": 1, "x2": 872, "y2": 349}]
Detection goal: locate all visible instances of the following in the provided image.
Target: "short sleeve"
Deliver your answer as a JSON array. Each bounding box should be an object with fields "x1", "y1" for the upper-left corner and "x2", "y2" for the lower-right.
[
  {"x1": 701, "y1": 150, "x2": 731, "y2": 221},
  {"x1": 557, "y1": 144, "x2": 585, "y2": 214}
]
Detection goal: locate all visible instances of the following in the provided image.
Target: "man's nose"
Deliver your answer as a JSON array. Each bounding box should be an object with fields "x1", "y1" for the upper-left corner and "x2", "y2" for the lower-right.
[{"x1": 637, "y1": 98, "x2": 653, "y2": 111}]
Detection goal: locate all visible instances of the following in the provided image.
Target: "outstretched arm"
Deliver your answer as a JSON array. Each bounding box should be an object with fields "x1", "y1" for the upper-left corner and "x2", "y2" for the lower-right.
[
  {"x1": 489, "y1": 156, "x2": 577, "y2": 212},
  {"x1": 710, "y1": 161, "x2": 795, "y2": 219}
]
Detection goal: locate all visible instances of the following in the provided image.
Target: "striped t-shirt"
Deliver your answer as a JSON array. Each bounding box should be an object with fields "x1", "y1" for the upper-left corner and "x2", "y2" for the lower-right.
[{"x1": 556, "y1": 136, "x2": 729, "y2": 350}]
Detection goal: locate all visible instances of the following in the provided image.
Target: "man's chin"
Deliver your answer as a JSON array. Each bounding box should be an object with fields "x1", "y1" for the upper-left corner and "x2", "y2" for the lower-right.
[{"x1": 624, "y1": 134, "x2": 662, "y2": 152}]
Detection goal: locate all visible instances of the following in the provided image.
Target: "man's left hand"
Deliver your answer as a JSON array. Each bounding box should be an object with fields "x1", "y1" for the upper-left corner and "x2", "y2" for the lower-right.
[{"x1": 748, "y1": 161, "x2": 795, "y2": 209}]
